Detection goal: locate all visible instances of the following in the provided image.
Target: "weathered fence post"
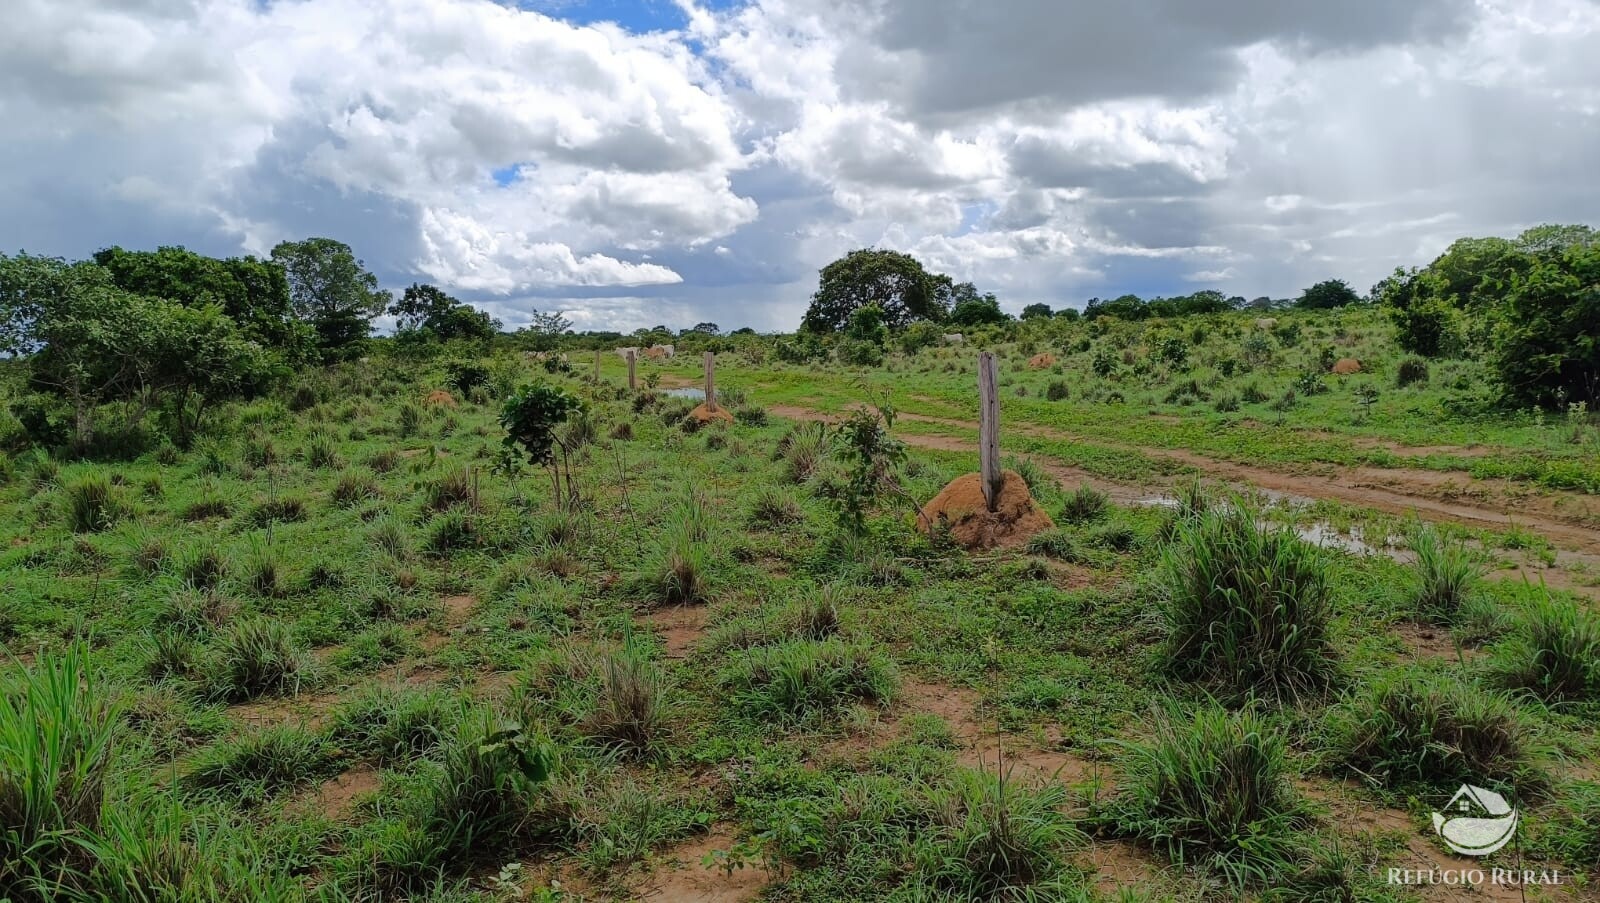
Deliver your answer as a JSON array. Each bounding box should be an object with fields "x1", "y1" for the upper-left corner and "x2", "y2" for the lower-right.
[
  {"x1": 626, "y1": 349, "x2": 637, "y2": 391},
  {"x1": 978, "y1": 351, "x2": 1001, "y2": 512},
  {"x1": 704, "y1": 351, "x2": 717, "y2": 412}
]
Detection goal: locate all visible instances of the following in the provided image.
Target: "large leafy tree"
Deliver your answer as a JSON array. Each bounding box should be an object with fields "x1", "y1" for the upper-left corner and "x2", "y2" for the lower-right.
[
  {"x1": 1295, "y1": 279, "x2": 1361, "y2": 309},
  {"x1": 388, "y1": 283, "x2": 499, "y2": 344},
  {"x1": 270, "y1": 238, "x2": 390, "y2": 359},
  {"x1": 802, "y1": 248, "x2": 947, "y2": 332},
  {"x1": 948, "y1": 294, "x2": 1008, "y2": 326},
  {"x1": 0, "y1": 253, "x2": 273, "y2": 448},
  {"x1": 1493, "y1": 243, "x2": 1600, "y2": 405},
  {"x1": 91, "y1": 246, "x2": 312, "y2": 360}
]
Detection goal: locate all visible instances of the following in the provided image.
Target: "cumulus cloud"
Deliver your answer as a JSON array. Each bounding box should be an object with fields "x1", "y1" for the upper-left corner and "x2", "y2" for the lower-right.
[{"x1": 3, "y1": 0, "x2": 1598, "y2": 328}]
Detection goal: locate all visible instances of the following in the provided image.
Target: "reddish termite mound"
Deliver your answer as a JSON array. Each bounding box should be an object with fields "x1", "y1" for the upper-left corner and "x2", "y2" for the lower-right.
[
  {"x1": 917, "y1": 469, "x2": 1054, "y2": 549},
  {"x1": 689, "y1": 402, "x2": 735, "y2": 423},
  {"x1": 1027, "y1": 352, "x2": 1057, "y2": 369}
]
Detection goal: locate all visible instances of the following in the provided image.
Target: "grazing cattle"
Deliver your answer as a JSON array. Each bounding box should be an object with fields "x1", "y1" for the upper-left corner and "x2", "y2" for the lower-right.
[
  {"x1": 1254, "y1": 318, "x2": 1278, "y2": 330},
  {"x1": 643, "y1": 346, "x2": 666, "y2": 361},
  {"x1": 615, "y1": 346, "x2": 640, "y2": 360},
  {"x1": 656, "y1": 343, "x2": 676, "y2": 359},
  {"x1": 943, "y1": 333, "x2": 965, "y2": 345}
]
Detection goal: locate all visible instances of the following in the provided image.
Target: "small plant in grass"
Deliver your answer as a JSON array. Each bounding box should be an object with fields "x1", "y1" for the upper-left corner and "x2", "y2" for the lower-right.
[
  {"x1": 303, "y1": 433, "x2": 340, "y2": 469},
  {"x1": 1086, "y1": 522, "x2": 1137, "y2": 552},
  {"x1": 1098, "y1": 706, "x2": 1311, "y2": 887},
  {"x1": 182, "y1": 494, "x2": 232, "y2": 521},
  {"x1": 425, "y1": 466, "x2": 478, "y2": 512},
  {"x1": 735, "y1": 405, "x2": 769, "y2": 426},
  {"x1": 334, "y1": 624, "x2": 415, "y2": 672},
  {"x1": 642, "y1": 525, "x2": 710, "y2": 606},
  {"x1": 396, "y1": 402, "x2": 423, "y2": 437},
  {"x1": 915, "y1": 770, "x2": 1082, "y2": 899},
  {"x1": 1161, "y1": 504, "x2": 1337, "y2": 702},
  {"x1": 1325, "y1": 669, "x2": 1541, "y2": 791},
  {"x1": 581, "y1": 647, "x2": 666, "y2": 757},
  {"x1": 723, "y1": 638, "x2": 896, "y2": 724},
  {"x1": 177, "y1": 546, "x2": 229, "y2": 592},
  {"x1": 131, "y1": 533, "x2": 169, "y2": 575},
  {"x1": 244, "y1": 495, "x2": 306, "y2": 528},
  {"x1": 1396, "y1": 356, "x2": 1430, "y2": 387},
  {"x1": 748, "y1": 485, "x2": 805, "y2": 528},
  {"x1": 144, "y1": 631, "x2": 201, "y2": 681},
  {"x1": 1058, "y1": 483, "x2": 1108, "y2": 523},
  {"x1": 830, "y1": 401, "x2": 918, "y2": 536},
  {"x1": 1045, "y1": 379, "x2": 1070, "y2": 401},
  {"x1": 328, "y1": 686, "x2": 454, "y2": 766},
  {"x1": 777, "y1": 421, "x2": 829, "y2": 483},
  {"x1": 244, "y1": 545, "x2": 281, "y2": 596},
  {"x1": 242, "y1": 435, "x2": 279, "y2": 468},
  {"x1": 1407, "y1": 527, "x2": 1484, "y2": 623},
  {"x1": 790, "y1": 584, "x2": 844, "y2": 640},
  {"x1": 65, "y1": 473, "x2": 125, "y2": 532},
  {"x1": 205, "y1": 619, "x2": 308, "y2": 702},
  {"x1": 1492, "y1": 594, "x2": 1600, "y2": 701},
  {"x1": 500, "y1": 383, "x2": 585, "y2": 511},
  {"x1": 425, "y1": 509, "x2": 479, "y2": 555},
  {"x1": 367, "y1": 448, "x2": 401, "y2": 473},
  {"x1": 331, "y1": 468, "x2": 380, "y2": 507},
  {"x1": 1025, "y1": 528, "x2": 1093, "y2": 564},
  {"x1": 183, "y1": 723, "x2": 336, "y2": 804},
  {"x1": 369, "y1": 515, "x2": 412, "y2": 558}
]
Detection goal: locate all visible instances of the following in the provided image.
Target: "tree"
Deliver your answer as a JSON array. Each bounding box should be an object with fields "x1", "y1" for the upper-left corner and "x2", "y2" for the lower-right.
[
  {"x1": 0, "y1": 253, "x2": 273, "y2": 449},
  {"x1": 949, "y1": 294, "x2": 1008, "y2": 326},
  {"x1": 691, "y1": 322, "x2": 720, "y2": 335},
  {"x1": 1020, "y1": 302, "x2": 1052, "y2": 320},
  {"x1": 92, "y1": 246, "x2": 312, "y2": 360},
  {"x1": 500, "y1": 384, "x2": 586, "y2": 510},
  {"x1": 1379, "y1": 268, "x2": 1462, "y2": 357},
  {"x1": 1296, "y1": 279, "x2": 1361, "y2": 309},
  {"x1": 1493, "y1": 243, "x2": 1600, "y2": 405},
  {"x1": 389, "y1": 283, "x2": 499, "y2": 344},
  {"x1": 1085, "y1": 294, "x2": 1147, "y2": 321},
  {"x1": 1515, "y1": 223, "x2": 1597, "y2": 256},
  {"x1": 269, "y1": 238, "x2": 390, "y2": 359},
  {"x1": 845, "y1": 303, "x2": 889, "y2": 347},
  {"x1": 802, "y1": 248, "x2": 945, "y2": 332},
  {"x1": 518, "y1": 309, "x2": 574, "y2": 352}
]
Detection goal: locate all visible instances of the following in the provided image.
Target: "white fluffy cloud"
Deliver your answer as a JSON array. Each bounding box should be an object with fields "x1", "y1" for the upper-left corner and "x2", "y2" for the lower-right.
[{"x1": 3, "y1": 0, "x2": 1598, "y2": 329}]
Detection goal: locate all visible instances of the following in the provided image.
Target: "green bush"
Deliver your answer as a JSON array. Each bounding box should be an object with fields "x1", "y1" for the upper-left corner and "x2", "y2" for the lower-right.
[
  {"x1": 1058, "y1": 484, "x2": 1108, "y2": 523},
  {"x1": 1160, "y1": 505, "x2": 1337, "y2": 701}
]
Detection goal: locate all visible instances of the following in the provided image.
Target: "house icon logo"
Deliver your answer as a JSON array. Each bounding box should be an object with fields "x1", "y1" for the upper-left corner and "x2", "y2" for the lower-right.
[{"x1": 1431, "y1": 784, "x2": 1518, "y2": 856}]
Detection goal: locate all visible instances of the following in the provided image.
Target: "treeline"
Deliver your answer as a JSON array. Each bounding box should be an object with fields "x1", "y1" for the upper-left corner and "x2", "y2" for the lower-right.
[{"x1": 0, "y1": 240, "x2": 499, "y2": 454}]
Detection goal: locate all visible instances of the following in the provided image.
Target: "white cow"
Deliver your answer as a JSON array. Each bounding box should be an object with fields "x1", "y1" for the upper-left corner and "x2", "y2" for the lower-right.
[
  {"x1": 1254, "y1": 318, "x2": 1278, "y2": 330},
  {"x1": 942, "y1": 333, "x2": 965, "y2": 345},
  {"x1": 615, "y1": 346, "x2": 640, "y2": 360}
]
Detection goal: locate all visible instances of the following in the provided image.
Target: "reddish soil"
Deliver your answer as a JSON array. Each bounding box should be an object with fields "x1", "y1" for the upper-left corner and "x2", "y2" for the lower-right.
[
  {"x1": 917, "y1": 470, "x2": 1054, "y2": 550},
  {"x1": 641, "y1": 823, "x2": 768, "y2": 902},
  {"x1": 637, "y1": 605, "x2": 710, "y2": 658},
  {"x1": 1393, "y1": 622, "x2": 1481, "y2": 662},
  {"x1": 423, "y1": 390, "x2": 457, "y2": 407},
  {"x1": 308, "y1": 766, "x2": 381, "y2": 820},
  {"x1": 689, "y1": 402, "x2": 735, "y2": 423},
  {"x1": 1081, "y1": 839, "x2": 1172, "y2": 894}
]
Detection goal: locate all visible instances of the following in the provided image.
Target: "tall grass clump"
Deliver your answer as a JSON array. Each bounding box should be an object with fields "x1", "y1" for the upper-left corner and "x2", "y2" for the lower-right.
[
  {"x1": 915, "y1": 771, "x2": 1082, "y2": 898},
  {"x1": 748, "y1": 485, "x2": 804, "y2": 528},
  {"x1": 1407, "y1": 527, "x2": 1484, "y2": 624},
  {"x1": 640, "y1": 525, "x2": 710, "y2": 606},
  {"x1": 1326, "y1": 670, "x2": 1540, "y2": 790},
  {"x1": 581, "y1": 648, "x2": 667, "y2": 757},
  {"x1": 0, "y1": 646, "x2": 120, "y2": 899},
  {"x1": 183, "y1": 723, "x2": 335, "y2": 804},
  {"x1": 328, "y1": 686, "x2": 455, "y2": 766},
  {"x1": 723, "y1": 638, "x2": 895, "y2": 724},
  {"x1": 205, "y1": 619, "x2": 308, "y2": 702},
  {"x1": 1099, "y1": 706, "x2": 1310, "y2": 887},
  {"x1": 1058, "y1": 483, "x2": 1108, "y2": 523},
  {"x1": 64, "y1": 474, "x2": 124, "y2": 533},
  {"x1": 777, "y1": 422, "x2": 829, "y2": 483},
  {"x1": 1492, "y1": 595, "x2": 1600, "y2": 701},
  {"x1": 1160, "y1": 505, "x2": 1337, "y2": 701}
]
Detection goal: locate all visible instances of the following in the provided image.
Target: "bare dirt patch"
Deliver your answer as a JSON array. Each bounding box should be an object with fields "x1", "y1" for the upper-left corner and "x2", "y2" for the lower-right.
[
  {"x1": 641, "y1": 823, "x2": 768, "y2": 903},
  {"x1": 307, "y1": 766, "x2": 381, "y2": 821},
  {"x1": 638, "y1": 605, "x2": 710, "y2": 658},
  {"x1": 1082, "y1": 839, "x2": 1172, "y2": 894},
  {"x1": 1393, "y1": 622, "x2": 1480, "y2": 662}
]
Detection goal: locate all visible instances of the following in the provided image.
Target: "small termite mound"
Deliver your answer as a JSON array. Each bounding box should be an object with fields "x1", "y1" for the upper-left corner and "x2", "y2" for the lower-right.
[
  {"x1": 689, "y1": 402, "x2": 735, "y2": 423},
  {"x1": 917, "y1": 469, "x2": 1054, "y2": 550}
]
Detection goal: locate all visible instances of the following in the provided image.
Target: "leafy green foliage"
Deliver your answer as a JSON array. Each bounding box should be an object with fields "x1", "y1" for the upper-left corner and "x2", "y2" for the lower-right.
[
  {"x1": 1493, "y1": 242, "x2": 1600, "y2": 405},
  {"x1": 802, "y1": 247, "x2": 948, "y2": 332},
  {"x1": 1492, "y1": 594, "x2": 1600, "y2": 701},
  {"x1": 269, "y1": 237, "x2": 389, "y2": 360}
]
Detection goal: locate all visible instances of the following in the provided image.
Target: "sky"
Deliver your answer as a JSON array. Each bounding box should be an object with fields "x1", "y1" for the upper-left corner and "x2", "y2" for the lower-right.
[{"x1": 3, "y1": 0, "x2": 1598, "y2": 333}]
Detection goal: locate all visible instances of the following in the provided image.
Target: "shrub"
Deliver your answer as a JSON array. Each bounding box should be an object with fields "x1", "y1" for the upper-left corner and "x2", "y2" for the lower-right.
[
  {"x1": 1160, "y1": 505, "x2": 1337, "y2": 701},
  {"x1": 1241, "y1": 382, "x2": 1270, "y2": 405},
  {"x1": 1101, "y1": 707, "x2": 1310, "y2": 887},
  {"x1": 1212, "y1": 393, "x2": 1240, "y2": 413},
  {"x1": 183, "y1": 723, "x2": 335, "y2": 804},
  {"x1": 915, "y1": 771, "x2": 1082, "y2": 898},
  {"x1": 328, "y1": 687, "x2": 454, "y2": 766},
  {"x1": 331, "y1": 469, "x2": 380, "y2": 507},
  {"x1": 1058, "y1": 484, "x2": 1108, "y2": 524},
  {"x1": 206, "y1": 620, "x2": 308, "y2": 702},
  {"x1": 1492, "y1": 595, "x2": 1600, "y2": 701},
  {"x1": 748, "y1": 486, "x2": 805, "y2": 528},
  {"x1": 1407, "y1": 528, "x2": 1484, "y2": 624},
  {"x1": 581, "y1": 648, "x2": 666, "y2": 757},
  {"x1": 0, "y1": 645, "x2": 119, "y2": 894},
  {"x1": 1045, "y1": 380, "x2": 1070, "y2": 401},
  {"x1": 723, "y1": 638, "x2": 895, "y2": 724},
  {"x1": 1396, "y1": 357, "x2": 1430, "y2": 388},
  {"x1": 65, "y1": 474, "x2": 125, "y2": 533},
  {"x1": 1326, "y1": 670, "x2": 1539, "y2": 790},
  {"x1": 735, "y1": 405, "x2": 769, "y2": 426}
]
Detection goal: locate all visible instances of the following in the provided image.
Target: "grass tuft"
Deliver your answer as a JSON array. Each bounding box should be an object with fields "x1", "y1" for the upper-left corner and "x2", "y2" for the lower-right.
[{"x1": 1492, "y1": 594, "x2": 1600, "y2": 701}]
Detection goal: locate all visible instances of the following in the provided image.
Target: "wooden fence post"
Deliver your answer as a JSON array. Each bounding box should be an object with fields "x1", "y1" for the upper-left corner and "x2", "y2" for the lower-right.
[
  {"x1": 704, "y1": 351, "x2": 717, "y2": 412},
  {"x1": 978, "y1": 351, "x2": 1001, "y2": 512},
  {"x1": 626, "y1": 349, "x2": 637, "y2": 391}
]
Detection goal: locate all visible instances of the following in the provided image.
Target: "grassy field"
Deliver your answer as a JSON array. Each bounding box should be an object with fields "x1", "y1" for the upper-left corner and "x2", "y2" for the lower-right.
[{"x1": 3, "y1": 308, "x2": 1600, "y2": 901}]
